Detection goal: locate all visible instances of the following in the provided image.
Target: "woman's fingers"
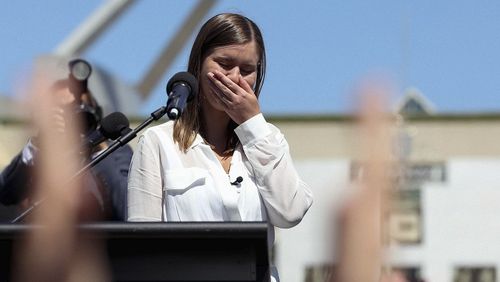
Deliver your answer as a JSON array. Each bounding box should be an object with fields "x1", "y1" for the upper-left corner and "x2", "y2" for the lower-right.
[
  {"x1": 212, "y1": 70, "x2": 243, "y2": 96},
  {"x1": 207, "y1": 74, "x2": 232, "y2": 106},
  {"x1": 238, "y1": 74, "x2": 254, "y2": 93},
  {"x1": 207, "y1": 72, "x2": 236, "y2": 104},
  {"x1": 206, "y1": 70, "x2": 260, "y2": 124}
]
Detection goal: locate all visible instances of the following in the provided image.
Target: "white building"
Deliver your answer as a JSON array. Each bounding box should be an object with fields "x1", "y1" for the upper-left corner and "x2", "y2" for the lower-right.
[
  {"x1": 273, "y1": 95, "x2": 500, "y2": 282},
  {"x1": 2, "y1": 94, "x2": 500, "y2": 282}
]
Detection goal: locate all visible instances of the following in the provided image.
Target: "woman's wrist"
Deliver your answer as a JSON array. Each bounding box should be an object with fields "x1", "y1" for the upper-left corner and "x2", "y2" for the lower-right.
[{"x1": 234, "y1": 113, "x2": 271, "y2": 145}]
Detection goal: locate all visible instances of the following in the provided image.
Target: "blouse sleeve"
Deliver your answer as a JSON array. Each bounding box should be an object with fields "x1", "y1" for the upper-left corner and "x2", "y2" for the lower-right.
[
  {"x1": 234, "y1": 114, "x2": 313, "y2": 228},
  {"x1": 127, "y1": 132, "x2": 163, "y2": 221}
]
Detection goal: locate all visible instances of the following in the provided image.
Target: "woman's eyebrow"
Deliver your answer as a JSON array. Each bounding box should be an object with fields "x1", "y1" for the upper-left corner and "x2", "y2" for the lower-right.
[
  {"x1": 214, "y1": 55, "x2": 257, "y2": 68},
  {"x1": 241, "y1": 63, "x2": 257, "y2": 68},
  {"x1": 214, "y1": 55, "x2": 232, "y2": 61}
]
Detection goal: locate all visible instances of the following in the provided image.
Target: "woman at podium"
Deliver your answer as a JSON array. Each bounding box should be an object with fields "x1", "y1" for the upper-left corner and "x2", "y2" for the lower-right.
[{"x1": 127, "y1": 13, "x2": 313, "y2": 281}]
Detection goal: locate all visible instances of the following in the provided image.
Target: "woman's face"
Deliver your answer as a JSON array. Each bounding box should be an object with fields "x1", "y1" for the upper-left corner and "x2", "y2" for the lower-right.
[{"x1": 200, "y1": 41, "x2": 259, "y2": 112}]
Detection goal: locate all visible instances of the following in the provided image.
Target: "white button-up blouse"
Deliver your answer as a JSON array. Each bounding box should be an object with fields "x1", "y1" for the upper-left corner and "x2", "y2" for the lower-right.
[{"x1": 127, "y1": 113, "x2": 313, "y2": 228}]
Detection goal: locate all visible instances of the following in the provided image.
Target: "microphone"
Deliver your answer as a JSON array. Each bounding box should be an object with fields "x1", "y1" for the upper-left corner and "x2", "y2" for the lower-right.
[
  {"x1": 68, "y1": 59, "x2": 92, "y2": 98},
  {"x1": 83, "y1": 112, "x2": 131, "y2": 149},
  {"x1": 166, "y1": 72, "x2": 198, "y2": 120},
  {"x1": 230, "y1": 176, "x2": 244, "y2": 186}
]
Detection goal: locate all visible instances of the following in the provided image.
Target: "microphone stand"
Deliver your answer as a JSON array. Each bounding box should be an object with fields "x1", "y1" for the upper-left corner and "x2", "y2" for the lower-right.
[{"x1": 11, "y1": 106, "x2": 168, "y2": 223}]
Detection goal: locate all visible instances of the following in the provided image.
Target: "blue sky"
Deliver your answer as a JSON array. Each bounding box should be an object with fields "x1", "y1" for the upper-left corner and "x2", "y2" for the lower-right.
[{"x1": 1, "y1": 1, "x2": 500, "y2": 115}]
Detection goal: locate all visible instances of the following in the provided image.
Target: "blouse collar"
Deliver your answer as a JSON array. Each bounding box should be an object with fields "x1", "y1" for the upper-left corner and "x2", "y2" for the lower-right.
[{"x1": 189, "y1": 133, "x2": 206, "y2": 150}]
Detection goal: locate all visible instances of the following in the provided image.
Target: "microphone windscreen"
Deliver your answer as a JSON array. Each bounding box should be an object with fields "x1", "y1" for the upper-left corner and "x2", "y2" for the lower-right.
[
  {"x1": 166, "y1": 72, "x2": 198, "y2": 100},
  {"x1": 99, "y1": 112, "x2": 130, "y2": 140}
]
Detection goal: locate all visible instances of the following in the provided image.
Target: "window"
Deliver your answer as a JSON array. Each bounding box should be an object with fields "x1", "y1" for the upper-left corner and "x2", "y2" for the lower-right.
[
  {"x1": 386, "y1": 267, "x2": 424, "y2": 282},
  {"x1": 390, "y1": 189, "x2": 422, "y2": 244},
  {"x1": 454, "y1": 267, "x2": 496, "y2": 282},
  {"x1": 304, "y1": 264, "x2": 332, "y2": 282}
]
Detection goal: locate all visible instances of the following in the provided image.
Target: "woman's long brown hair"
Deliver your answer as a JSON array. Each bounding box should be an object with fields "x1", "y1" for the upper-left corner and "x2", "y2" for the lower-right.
[{"x1": 173, "y1": 13, "x2": 266, "y2": 152}]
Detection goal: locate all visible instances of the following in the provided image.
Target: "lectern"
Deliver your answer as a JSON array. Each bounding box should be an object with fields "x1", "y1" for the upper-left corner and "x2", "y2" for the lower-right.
[{"x1": 0, "y1": 222, "x2": 270, "y2": 281}]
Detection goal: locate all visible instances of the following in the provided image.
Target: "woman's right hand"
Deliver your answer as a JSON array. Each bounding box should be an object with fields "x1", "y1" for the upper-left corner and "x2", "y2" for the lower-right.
[{"x1": 206, "y1": 70, "x2": 261, "y2": 125}]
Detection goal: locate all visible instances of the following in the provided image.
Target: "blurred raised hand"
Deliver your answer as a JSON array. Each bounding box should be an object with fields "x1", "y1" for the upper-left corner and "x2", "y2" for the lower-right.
[
  {"x1": 12, "y1": 67, "x2": 109, "y2": 282},
  {"x1": 333, "y1": 78, "x2": 395, "y2": 282}
]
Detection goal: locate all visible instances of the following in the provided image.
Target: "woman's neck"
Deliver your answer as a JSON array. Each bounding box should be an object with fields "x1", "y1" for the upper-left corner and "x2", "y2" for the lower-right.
[{"x1": 200, "y1": 106, "x2": 231, "y2": 154}]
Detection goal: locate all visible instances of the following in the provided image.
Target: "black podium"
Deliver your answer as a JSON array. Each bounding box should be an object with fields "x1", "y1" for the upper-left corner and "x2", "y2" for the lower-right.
[{"x1": 0, "y1": 222, "x2": 270, "y2": 282}]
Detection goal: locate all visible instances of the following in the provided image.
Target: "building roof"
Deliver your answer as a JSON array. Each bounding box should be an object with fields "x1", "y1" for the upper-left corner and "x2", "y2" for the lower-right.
[{"x1": 395, "y1": 87, "x2": 436, "y2": 116}]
